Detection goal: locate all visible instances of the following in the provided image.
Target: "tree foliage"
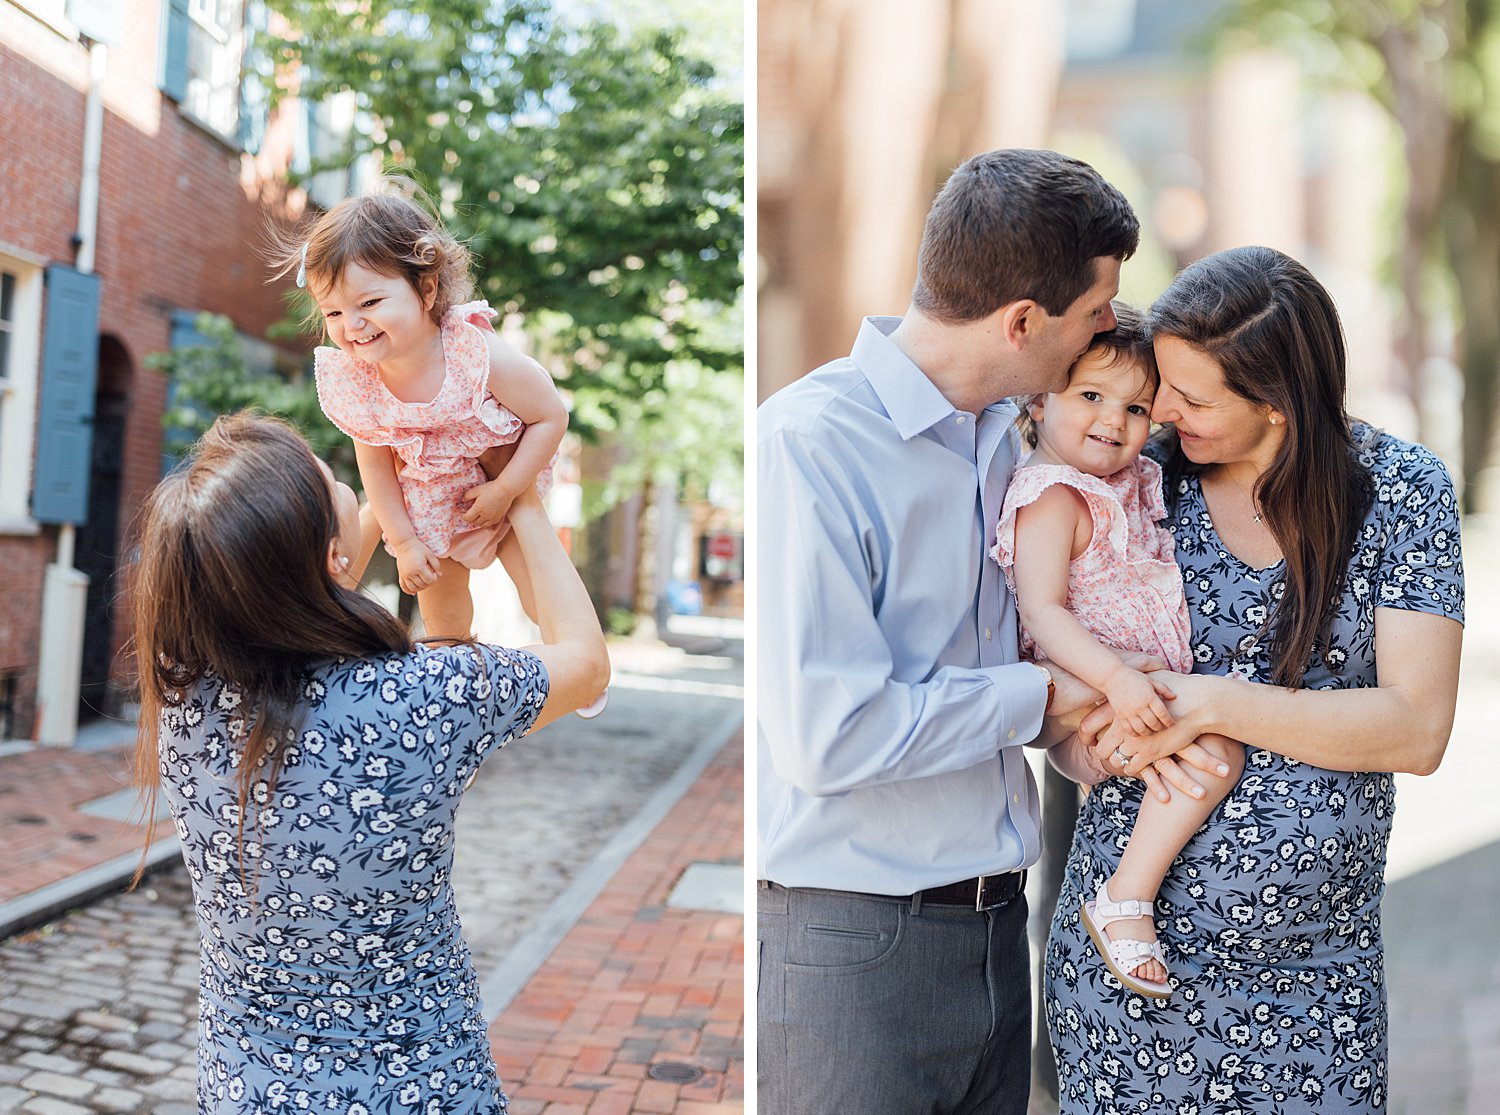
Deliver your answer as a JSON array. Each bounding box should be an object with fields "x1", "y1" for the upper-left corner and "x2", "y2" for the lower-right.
[
  {"x1": 260, "y1": 0, "x2": 744, "y2": 494},
  {"x1": 1220, "y1": 0, "x2": 1500, "y2": 508},
  {"x1": 149, "y1": 313, "x2": 356, "y2": 480}
]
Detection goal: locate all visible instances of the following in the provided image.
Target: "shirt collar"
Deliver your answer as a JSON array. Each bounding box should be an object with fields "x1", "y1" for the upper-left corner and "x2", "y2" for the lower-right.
[
  {"x1": 853, "y1": 316, "x2": 1018, "y2": 440},
  {"x1": 852, "y1": 317, "x2": 960, "y2": 440}
]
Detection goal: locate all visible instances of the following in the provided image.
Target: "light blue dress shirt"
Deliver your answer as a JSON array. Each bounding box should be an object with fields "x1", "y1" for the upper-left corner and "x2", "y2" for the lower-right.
[{"x1": 757, "y1": 316, "x2": 1048, "y2": 894}]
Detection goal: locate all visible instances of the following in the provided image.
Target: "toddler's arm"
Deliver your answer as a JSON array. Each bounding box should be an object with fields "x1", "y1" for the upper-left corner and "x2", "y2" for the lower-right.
[
  {"x1": 1011, "y1": 484, "x2": 1175, "y2": 735},
  {"x1": 354, "y1": 440, "x2": 439, "y2": 594},
  {"x1": 461, "y1": 333, "x2": 568, "y2": 529}
]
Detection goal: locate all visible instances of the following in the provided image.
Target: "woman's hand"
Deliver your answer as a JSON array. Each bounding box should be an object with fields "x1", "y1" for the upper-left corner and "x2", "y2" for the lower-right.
[{"x1": 1081, "y1": 671, "x2": 1234, "y2": 801}]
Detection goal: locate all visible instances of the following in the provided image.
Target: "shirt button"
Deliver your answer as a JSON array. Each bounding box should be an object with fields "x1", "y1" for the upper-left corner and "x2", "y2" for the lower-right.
[
  {"x1": 1006, "y1": 727, "x2": 1016, "y2": 740},
  {"x1": 1012, "y1": 793, "x2": 1021, "y2": 804},
  {"x1": 985, "y1": 627, "x2": 992, "y2": 640},
  {"x1": 955, "y1": 414, "x2": 967, "y2": 424}
]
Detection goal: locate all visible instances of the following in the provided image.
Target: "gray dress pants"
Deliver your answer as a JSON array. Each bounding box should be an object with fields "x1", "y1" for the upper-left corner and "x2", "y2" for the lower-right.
[{"x1": 758, "y1": 882, "x2": 1031, "y2": 1115}]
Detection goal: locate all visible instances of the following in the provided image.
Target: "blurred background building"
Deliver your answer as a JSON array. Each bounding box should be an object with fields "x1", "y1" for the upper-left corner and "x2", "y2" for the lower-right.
[
  {"x1": 1, "y1": 0, "x2": 743, "y2": 747},
  {"x1": 759, "y1": 0, "x2": 1496, "y2": 507}
]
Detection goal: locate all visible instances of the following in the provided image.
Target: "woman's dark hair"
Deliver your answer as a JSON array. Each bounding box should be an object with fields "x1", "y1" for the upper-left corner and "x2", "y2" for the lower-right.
[
  {"x1": 912, "y1": 148, "x2": 1140, "y2": 322},
  {"x1": 129, "y1": 413, "x2": 412, "y2": 885},
  {"x1": 1150, "y1": 246, "x2": 1374, "y2": 686},
  {"x1": 1018, "y1": 300, "x2": 1157, "y2": 449}
]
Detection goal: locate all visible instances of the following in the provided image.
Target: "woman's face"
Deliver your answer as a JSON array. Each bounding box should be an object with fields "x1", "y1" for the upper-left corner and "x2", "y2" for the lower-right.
[
  {"x1": 314, "y1": 456, "x2": 361, "y2": 579},
  {"x1": 1151, "y1": 336, "x2": 1285, "y2": 471}
]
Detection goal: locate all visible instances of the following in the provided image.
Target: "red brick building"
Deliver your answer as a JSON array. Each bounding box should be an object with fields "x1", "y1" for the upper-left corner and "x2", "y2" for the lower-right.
[{"x1": 0, "y1": 0, "x2": 310, "y2": 740}]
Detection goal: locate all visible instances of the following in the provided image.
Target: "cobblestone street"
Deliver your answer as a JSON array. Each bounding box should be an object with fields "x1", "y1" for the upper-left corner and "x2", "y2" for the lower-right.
[{"x1": 0, "y1": 644, "x2": 744, "y2": 1115}]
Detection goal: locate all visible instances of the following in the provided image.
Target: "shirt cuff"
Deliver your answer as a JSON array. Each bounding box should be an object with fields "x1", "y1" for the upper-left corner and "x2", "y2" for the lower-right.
[{"x1": 982, "y1": 662, "x2": 1050, "y2": 749}]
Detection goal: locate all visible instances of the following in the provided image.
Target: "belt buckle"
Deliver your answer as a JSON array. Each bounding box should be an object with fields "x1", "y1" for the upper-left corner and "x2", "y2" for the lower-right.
[{"x1": 974, "y1": 871, "x2": 1025, "y2": 911}]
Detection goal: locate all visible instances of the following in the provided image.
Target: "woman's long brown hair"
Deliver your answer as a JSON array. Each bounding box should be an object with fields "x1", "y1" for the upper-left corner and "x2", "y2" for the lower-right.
[
  {"x1": 1149, "y1": 246, "x2": 1374, "y2": 687},
  {"x1": 129, "y1": 413, "x2": 411, "y2": 887}
]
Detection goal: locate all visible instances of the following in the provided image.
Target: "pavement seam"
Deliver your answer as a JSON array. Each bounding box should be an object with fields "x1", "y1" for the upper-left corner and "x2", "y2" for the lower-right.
[
  {"x1": 476, "y1": 705, "x2": 744, "y2": 1018},
  {"x1": 0, "y1": 836, "x2": 182, "y2": 941}
]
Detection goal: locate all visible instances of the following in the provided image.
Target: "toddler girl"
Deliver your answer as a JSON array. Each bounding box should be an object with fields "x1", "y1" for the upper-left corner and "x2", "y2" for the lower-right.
[
  {"x1": 287, "y1": 186, "x2": 564, "y2": 644},
  {"x1": 990, "y1": 303, "x2": 1242, "y2": 1000}
]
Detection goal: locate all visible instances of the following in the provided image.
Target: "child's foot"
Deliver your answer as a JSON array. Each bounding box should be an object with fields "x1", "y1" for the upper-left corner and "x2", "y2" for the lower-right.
[{"x1": 1080, "y1": 879, "x2": 1172, "y2": 999}]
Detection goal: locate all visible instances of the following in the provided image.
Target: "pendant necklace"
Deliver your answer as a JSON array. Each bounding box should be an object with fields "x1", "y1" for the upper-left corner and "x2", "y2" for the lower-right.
[{"x1": 1225, "y1": 468, "x2": 1263, "y2": 523}]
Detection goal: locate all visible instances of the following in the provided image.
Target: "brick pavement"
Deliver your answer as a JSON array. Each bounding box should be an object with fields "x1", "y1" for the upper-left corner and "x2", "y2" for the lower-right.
[
  {"x1": 488, "y1": 733, "x2": 743, "y2": 1115},
  {"x1": 0, "y1": 741, "x2": 174, "y2": 906}
]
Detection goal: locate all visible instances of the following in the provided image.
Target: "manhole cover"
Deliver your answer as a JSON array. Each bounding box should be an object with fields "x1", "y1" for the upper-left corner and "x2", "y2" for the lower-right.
[{"x1": 647, "y1": 1062, "x2": 704, "y2": 1084}]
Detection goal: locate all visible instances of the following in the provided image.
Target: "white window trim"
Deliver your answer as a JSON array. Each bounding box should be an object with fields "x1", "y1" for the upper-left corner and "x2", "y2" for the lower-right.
[
  {"x1": 0, "y1": 252, "x2": 44, "y2": 534},
  {"x1": 10, "y1": 0, "x2": 79, "y2": 40}
]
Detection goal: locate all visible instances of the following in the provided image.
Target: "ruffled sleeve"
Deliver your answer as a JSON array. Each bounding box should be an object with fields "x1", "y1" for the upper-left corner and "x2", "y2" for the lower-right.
[
  {"x1": 313, "y1": 346, "x2": 423, "y2": 456},
  {"x1": 990, "y1": 463, "x2": 1125, "y2": 586},
  {"x1": 441, "y1": 301, "x2": 527, "y2": 451}
]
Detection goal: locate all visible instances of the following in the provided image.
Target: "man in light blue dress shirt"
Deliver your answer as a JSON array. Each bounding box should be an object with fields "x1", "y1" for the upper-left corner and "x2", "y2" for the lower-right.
[{"x1": 758, "y1": 149, "x2": 1140, "y2": 1114}]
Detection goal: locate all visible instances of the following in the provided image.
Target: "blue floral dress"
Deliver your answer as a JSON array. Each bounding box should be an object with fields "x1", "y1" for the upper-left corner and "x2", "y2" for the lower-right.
[
  {"x1": 1045, "y1": 427, "x2": 1464, "y2": 1114},
  {"x1": 156, "y1": 642, "x2": 548, "y2": 1114}
]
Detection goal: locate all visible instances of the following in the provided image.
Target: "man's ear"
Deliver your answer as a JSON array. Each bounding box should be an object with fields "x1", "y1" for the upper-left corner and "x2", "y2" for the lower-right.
[{"x1": 999, "y1": 299, "x2": 1042, "y2": 351}]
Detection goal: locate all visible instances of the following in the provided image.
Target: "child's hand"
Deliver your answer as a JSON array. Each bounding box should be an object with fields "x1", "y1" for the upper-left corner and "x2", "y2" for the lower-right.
[
  {"x1": 1102, "y1": 664, "x2": 1175, "y2": 735},
  {"x1": 391, "y1": 538, "x2": 441, "y2": 595},
  {"x1": 461, "y1": 477, "x2": 519, "y2": 529}
]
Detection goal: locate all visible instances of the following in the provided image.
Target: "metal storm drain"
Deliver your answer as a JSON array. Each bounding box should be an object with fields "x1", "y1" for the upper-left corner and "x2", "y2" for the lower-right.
[{"x1": 647, "y1": 1062, "x2": 705, "y2": 1084}]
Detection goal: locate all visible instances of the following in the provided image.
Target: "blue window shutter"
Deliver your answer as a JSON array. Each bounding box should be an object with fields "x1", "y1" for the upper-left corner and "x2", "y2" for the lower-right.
[
  {"x1": 32, "y1": 266, "x2": 102, "y2": 525},
  {"x1": 161, "y1": 0, "x2": 190, "y2": 102},
  {"x1": 160, "y1": 309, "x2": 214, "y2": 473},
  {"x1": 238, "y1": 1, "x2": 269, "y2": 153}
]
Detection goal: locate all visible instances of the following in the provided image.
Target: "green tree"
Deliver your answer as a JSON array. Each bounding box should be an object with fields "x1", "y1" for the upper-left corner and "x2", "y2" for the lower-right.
[
  {"x1": 150, "y1": 313, "x2": 355, "y2": 479},
  {"x1": 1223, "y1": 0, "x2": 1500, "y2": 508},
  {"x1": 262, "y1": 0, "x2": 744, "y2": 504}
]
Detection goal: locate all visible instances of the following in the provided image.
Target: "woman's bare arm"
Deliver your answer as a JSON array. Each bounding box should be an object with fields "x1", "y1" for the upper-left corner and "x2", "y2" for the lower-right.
[{"x1": 1101, "y1": 608, "x2": 1462, "y2": 776}]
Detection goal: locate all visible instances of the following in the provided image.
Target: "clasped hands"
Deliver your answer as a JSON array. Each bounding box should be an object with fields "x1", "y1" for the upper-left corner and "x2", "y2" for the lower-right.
[{"x1": 1060, "y1": 661, "x2": 1231, "y2": 804}]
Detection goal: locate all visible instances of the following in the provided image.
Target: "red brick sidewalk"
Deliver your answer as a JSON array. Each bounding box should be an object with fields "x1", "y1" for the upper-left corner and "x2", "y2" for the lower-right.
[
  {"x1": 488, "y1": 732, "x2": 745, "y2": 1115},
  {"x1": 0, "y1": 743, "x2": 172, "y2": 904}
]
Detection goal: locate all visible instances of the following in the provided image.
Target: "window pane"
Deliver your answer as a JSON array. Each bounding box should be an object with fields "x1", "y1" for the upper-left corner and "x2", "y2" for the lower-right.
[{"x1": 0, "y1": 272, "x2": 13, "y2": 322}]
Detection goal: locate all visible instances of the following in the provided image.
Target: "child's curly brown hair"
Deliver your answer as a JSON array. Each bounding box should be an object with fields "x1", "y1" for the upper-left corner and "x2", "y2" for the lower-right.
[
  {"x1": 1016, "y1": 300, "x2": 1159, "y2": 449},
  {"x1": 269, "y1": 177, "x2": 474, "y2": 330}
]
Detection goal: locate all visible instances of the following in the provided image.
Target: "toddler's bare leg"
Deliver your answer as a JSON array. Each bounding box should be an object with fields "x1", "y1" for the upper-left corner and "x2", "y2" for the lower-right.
[
  {"x1": 351, "y1": 502, "x2": 384, "y2": 582},
  {"x1": 415, "y1": 560, "x2": 474, "y2": 640},
  {"x1": 1104, "y1": 734, "x2": 1246, "y2": 983}
]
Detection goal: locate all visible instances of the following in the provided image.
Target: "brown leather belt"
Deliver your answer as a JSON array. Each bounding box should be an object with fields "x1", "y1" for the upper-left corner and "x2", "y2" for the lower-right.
[{"x1": 917, "y1": 871, "x2": 1027, "y2": 911}]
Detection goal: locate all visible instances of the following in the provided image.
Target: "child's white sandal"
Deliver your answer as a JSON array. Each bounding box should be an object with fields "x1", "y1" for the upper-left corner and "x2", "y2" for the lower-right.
[{"x1": 1080, "y1": 880, "x2": 1173, "y2": 1000}]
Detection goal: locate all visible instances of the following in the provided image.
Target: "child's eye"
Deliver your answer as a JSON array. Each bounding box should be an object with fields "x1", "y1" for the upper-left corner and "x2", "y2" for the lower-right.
[
  {"x1": 1080, "y1": 391, "x2": 1101, "y2": 402},
  {"x1": 361, "y1": 298, "x2": 382, "y2": 308},
  {"x1": 324, "y1": 310, "x2": 340, "y2": 319},
  {"x1": 1128, "y1": 404, "x2": 1148, "y2": 416}
]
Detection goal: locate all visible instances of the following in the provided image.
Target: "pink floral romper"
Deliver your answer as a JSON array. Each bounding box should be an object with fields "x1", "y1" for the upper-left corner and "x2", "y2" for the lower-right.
[
  {"x1": 314, "y1": 300, "x2": 553, "y2": 569},
  {"x1": 990, "y1": 456, "x2": 1193, "y2": 672}
]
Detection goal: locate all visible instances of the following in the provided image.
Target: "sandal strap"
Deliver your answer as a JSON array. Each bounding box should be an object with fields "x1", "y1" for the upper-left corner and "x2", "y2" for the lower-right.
[
  {"x1": 1104, "y1": 936, "x2": 1168, "y2": 977},
  {"x1": 1091, "y1": 882, "x2": 1152, "y2": 927}
]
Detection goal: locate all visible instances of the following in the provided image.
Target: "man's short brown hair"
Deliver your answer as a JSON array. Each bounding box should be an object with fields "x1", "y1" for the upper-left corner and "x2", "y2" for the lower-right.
[{"x1": 912, "y1": 149, "x2": 1139, "y2": 323}]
